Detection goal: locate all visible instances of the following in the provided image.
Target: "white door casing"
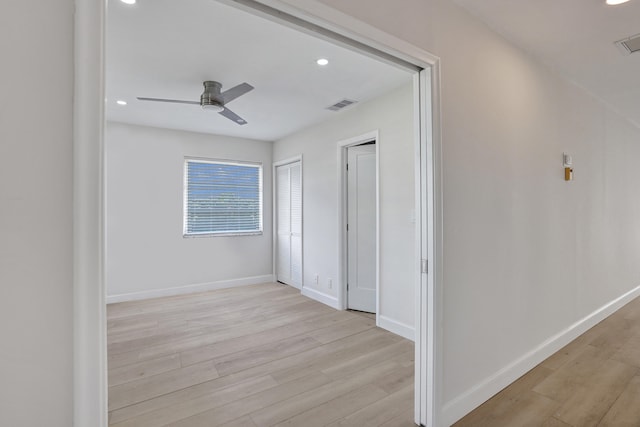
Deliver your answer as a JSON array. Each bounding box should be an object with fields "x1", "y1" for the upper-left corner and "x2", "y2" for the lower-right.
[{"x1": 347, "y1": 144, "x2": 377, "y2": 313}]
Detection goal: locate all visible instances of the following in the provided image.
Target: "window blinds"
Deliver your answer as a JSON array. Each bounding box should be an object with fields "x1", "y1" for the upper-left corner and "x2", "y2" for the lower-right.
[{"x1": 184, "y1": 159, "x2": 262, "y2": 236}]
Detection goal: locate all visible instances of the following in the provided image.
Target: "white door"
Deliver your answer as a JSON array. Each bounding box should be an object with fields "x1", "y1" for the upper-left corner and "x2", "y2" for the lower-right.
[
  {"x1": 276, "y1": 161, "x2": 302, "y2": 288},
  {"x1": 347, "y1": 144, "x2": 376, "y2": 313}
]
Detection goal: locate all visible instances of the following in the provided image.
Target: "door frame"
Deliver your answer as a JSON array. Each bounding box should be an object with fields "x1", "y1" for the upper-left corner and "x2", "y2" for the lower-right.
[
  {"x1": 416, "y1": 66, "x2": 442, "y2": 427},
  {"x1": 337, "y1": 132, "x2": 380, "y2": 316},
  {"x1": 272, "y1": 155, "x2": 304, "y2": 289},
  {"x1": 74, "y1": 0, "x2": 443, "y2": 426}
]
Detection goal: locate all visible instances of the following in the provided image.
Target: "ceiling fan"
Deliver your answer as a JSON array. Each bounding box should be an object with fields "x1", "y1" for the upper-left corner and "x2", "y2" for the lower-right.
[{"x1": 137, "y1": 81, "x2": 254, "y2": 125}]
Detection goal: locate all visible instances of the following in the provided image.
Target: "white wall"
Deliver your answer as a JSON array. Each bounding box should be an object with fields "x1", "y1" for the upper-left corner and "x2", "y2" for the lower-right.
[
  {"x1": 273, "y1": 83, "x2": 415, "y2": 335},
  {"x1": 7, "y1": 1, "x2": 640, "y2": 425},
  {"x1": 105, "y1": 122, "x2": 273, "y2": 301},
  {"x1": 293, "y1": 0, "x2": 640, "y2": 423},
  {"x1": 0, "y1": 1, "x2": 74, "y2": 426}
]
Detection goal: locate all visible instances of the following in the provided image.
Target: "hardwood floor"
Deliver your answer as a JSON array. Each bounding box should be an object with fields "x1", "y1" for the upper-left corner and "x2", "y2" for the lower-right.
[
  {"x1": 455, "y1": 296, "x2": 640, "y2": 427},
  {"x1": 107, "y1": 283, "x2": 416, "y2": 426}
]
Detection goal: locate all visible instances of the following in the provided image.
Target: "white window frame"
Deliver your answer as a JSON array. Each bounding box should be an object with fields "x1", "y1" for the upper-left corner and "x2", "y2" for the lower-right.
[{"x1": 183, "y1": 157, "x2": 263, "y2": 237}]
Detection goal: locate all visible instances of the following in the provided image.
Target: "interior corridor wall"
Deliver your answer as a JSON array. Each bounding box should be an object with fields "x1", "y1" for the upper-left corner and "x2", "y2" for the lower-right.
[
  {"x1": 284, "y1": 0, "x2": 640, "y2": 423},
  {"x1": 273, "y1": 83, "x2": 416, "y2": 333},
  {"x1": 105, "y1": 122, "x2": 273, "y2": 301},
  {"x1": 0, "y1": 1, "x2": 74, "y2": 425}
]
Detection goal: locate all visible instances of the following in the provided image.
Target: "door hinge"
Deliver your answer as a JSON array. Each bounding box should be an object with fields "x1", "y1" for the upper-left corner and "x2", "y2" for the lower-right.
[
  {"x1": 346, "y1": 223, "x2": 349, "y2": 231},
  {"x1": 346, "y1": 283, "x2": 349, "y2": 290},
  {"x1": 346, "y1": 163, "x2": 349, "y2": 171},
  {"x1": 421, "y1": 259, "x2": 428, "y2": 274}
]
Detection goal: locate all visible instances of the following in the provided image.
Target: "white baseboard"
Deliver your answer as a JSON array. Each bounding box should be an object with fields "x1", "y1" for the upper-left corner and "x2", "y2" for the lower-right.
[
  {"x1": 442, "y1": 284, "x2": 640, "y2": 426},
  {"x1": 106, "y1": 274, "x2": 275, "y2": 304},
  {"x1": 378, "y1": 315, "x2": 415, "y2": 341},
  {"x1": 301, "y1": 286, "x2": 340, "y2": 310}
]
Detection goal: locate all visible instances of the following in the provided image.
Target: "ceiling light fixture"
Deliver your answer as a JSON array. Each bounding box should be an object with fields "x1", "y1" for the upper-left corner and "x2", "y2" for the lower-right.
[
  {"x1": 121, "y1": 0, "x2": 136, "y2": 5},
  {"x1": 316, "y1": 58, "x2": 329, "y2": 66},
  {"x1": 606, "y1": 0, "x2": 630, "y2": 5},
  {"x1": 116, "y1": 100, "x2": 127, "y2": 105},
  {"x1": 201, "y1": 104, "x2": 224, "y2": 113}
]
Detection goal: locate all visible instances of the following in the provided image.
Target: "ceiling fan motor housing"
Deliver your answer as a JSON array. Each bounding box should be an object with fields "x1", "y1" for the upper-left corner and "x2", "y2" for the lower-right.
[{"x1": 201, "y1": 81, "x2": 224, "y2": 111}]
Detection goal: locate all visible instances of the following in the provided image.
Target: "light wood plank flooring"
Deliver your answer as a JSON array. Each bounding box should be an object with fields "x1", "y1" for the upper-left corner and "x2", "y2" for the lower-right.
[
  {"x1": 455, "y1": 296, "x2": 640, "y2": 427},
  {"x1": 107, "y1": 282, "x2": 416, "y2": 426}
]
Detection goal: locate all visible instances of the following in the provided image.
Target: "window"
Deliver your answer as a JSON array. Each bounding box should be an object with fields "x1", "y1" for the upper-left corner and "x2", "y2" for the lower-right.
[{"x1": 184, "y1": 158, "x2": 263, "y2": 236}]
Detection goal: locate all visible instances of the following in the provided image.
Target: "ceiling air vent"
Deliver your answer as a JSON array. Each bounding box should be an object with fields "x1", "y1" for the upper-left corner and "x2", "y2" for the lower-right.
[
  {"x1": 327, "y1": 99, "x2": 358, "y2": 112},
  {"x1": 615, "y1": 33, "x2": 640, "y2": 55}
]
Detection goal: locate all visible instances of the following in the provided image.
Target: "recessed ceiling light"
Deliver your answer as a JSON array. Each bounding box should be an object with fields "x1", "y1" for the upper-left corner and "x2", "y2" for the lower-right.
[
  {"x1": 121, "y1": 0, "x2": 136, "y2": 5},
  {"x1": 316, "y1": 58, "x2": 329, "y2": 66},
  {"x1": 606, "y1": 0, "x2": 630, "y2": 5},
  {"x1": 116, "y1": 100, "x2": 127, "y2": 106}
]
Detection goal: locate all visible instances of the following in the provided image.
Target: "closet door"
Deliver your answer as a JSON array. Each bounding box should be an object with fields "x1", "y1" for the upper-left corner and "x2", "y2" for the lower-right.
[
  {"x1": 346, "y1": 144, "x2": 376, "y2": 313},
  {"x1": 276, "y1": 165, "x2": 291, "y2": 285},
  {"x1": 289, "y1": 163, "x2": 302, "y2": 286},
  {"x1": 276, "y1": 161, "x2": 302, "y2": 288}
]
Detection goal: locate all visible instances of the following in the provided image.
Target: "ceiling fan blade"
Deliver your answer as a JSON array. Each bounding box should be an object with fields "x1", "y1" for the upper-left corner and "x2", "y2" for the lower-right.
[
  {"x1": 221, "y1": 83, "x2": 254, "y2": 104},
  {"x1": 137, "y1": 97, "x2": 200, "y2": 105},
  {"x1": 219, "y1": 107, "x2": 248, "y2": 125}
]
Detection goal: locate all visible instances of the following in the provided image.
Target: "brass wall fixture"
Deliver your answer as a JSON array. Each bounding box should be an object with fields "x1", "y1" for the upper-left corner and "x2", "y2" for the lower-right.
[{"x1": 563, "y1": 153, "x2": 573, "y2": 181}]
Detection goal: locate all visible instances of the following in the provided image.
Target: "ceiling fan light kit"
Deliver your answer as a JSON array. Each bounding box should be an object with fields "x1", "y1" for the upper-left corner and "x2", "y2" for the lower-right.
[
  {"x1": 201, "y1": 104, "x2": 225, "y2": 112},
  {"x1": 137, "y1": 80, "x2": 254, "y2": 125}
]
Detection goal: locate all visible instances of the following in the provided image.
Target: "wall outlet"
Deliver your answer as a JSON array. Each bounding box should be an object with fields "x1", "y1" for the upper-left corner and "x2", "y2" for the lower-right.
[
  {"x1": 328, "y1": 278, "x2": 332, "y2": 289},
  {"x1": 314, "y1": 274, "x2": 319, "y2": 285}
]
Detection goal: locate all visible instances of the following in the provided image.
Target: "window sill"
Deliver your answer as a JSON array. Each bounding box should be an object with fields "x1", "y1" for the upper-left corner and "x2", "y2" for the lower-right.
[{"x1": 183, "y1": 231, "x2": 263, "y2": 238}]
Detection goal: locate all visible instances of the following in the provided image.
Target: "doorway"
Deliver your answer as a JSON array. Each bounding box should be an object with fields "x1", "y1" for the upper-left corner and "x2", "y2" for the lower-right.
[
  {"x1": 345, "y1": 141, "x2": 377, "y2": 313},
  {"x1": 274, "y1": 157, "x2": 303, "y2": 289},
  {"x1": 74, "y1": 1, "x2": 441, "y2": 426}
]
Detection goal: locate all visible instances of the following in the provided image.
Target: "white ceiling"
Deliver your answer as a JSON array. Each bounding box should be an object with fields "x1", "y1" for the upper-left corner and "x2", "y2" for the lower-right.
[
  {"x1": 105, "y1": 0, "x2": 413, "y2": 141},
  {"x1": 453, "y1": 0, "x2": 640, "y2": 128}
]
